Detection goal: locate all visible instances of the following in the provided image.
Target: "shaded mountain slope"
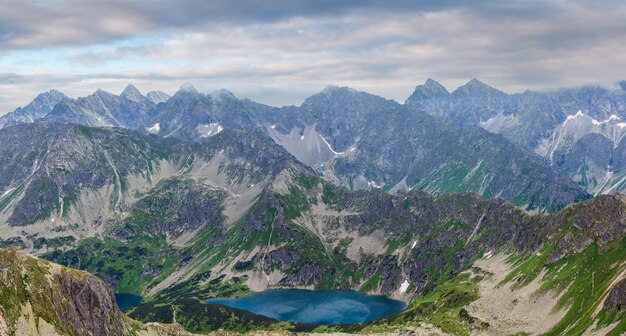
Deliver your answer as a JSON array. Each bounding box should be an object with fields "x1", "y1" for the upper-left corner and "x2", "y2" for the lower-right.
[{"x1": 405, "y1": 78, "x2": 626, "y2": 195}]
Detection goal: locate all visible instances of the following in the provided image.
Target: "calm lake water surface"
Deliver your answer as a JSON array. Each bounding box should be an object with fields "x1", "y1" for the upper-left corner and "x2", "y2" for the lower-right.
[
  {"x1": 115, "y1": 293, "x2": 143, "y2": 312},
  {"x1": 206, "y1": 289, "x2": 406, "y2": 325}
]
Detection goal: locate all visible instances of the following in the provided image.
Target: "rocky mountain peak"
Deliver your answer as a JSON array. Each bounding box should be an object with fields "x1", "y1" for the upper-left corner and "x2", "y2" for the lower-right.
[
  {"x1": 320, "y1": 85, "x2": 358, "y2": 96},
  {"x1": 0, "y1": 89, "x2": 68, "y2": 128},
  {"x1": 93, "y1": 88, "x2": 115, "y2": 99},
  {"x1": 170, "y1": 83, "x2": 200, "y2": 101},
  {"x1": 120, "y1": 83, "x2": 144, "y2": 101},
  {"x1": 179, "y1": 83, "x2": 198, "y2": 94},
  {"x1": 300, "y1": 85, "x2": 366, "y2": 108},
  {"x1": 0, "y1": 248, "x2": 195, "y2": 335},
  {"x1": 27, "y1": 90, "x2": 68, "y2": 110},
  {"x1": 452, "y1": 78, "x2": 507, "y2": 97},
  {"x1": 209, "y1": 88, "x2": 237, "y2": 101},
  {"x1": 619, "y1": 80, "x2": 626, "y2": 91},
  {"x1": 146, "y1": 90, "x2": 171, "y2": 104},
  {"x1": 406, "y1": 78, "x2": 450, "y2": 102},
  {"x1": 37, "y1": 89, "x2": 66, "y2": 102},
  {"x1": 424, "y1": 78, "x2": 448, "y2": 91}
]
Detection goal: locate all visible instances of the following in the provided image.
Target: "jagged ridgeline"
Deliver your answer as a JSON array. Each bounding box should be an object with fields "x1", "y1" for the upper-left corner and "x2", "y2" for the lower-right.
[
  {"x1": 1, "y1": 123, "x2": 626, "y2": 334},
  {"x1": 1, "y1": 83, "x2": 592, "y2": 213}
]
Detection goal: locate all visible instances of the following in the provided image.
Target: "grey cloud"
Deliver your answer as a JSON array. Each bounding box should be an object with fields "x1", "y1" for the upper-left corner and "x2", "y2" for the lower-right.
[
  {"x1": 0, "y1": 0, "x2": 521, "y2": 49},
  {"x1": 0, "y1": 72, "x2": 25, "y2": 83},
  {"x1": 1, "y1": 0, "x2": 626, "y2": 113}
]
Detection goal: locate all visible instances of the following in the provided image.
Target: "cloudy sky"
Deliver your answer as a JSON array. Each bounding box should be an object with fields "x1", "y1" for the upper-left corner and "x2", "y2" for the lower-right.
[{"x1": 1, "y1": 0, "x2": 626, "y2": 113}]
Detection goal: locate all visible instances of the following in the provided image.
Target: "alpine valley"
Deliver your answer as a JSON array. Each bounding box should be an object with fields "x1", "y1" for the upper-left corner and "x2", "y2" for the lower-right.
[{"x1": 1, "y1": 80, "x2": 626, "y2": 336}]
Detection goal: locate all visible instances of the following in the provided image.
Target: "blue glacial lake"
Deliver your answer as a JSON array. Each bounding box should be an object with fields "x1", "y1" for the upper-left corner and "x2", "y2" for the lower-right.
[
  {"x1": 206, "y1": 289, "x2": 406, "y2": 325},
  {"x1": 115, "y1": 293, "x2": 143, "y2": 312}
]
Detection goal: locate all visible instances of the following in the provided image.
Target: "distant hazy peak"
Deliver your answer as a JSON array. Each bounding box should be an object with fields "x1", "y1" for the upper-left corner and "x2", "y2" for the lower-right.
[
  {"x1": 452, "y1": 78, "x2": 507, "y2": 96},
  {"x1": 146, "y1": 91, "x2": 170, "y2": 104},
  {"x1": 425, "y1": 78, "x2": 447, "y2": 89},
  {"x1": 619, "y1": 80, "x2": 626, "y2": 91},
  {"x1": 46, "y1": 89, "x2": 65, "y2": 97},
  {"x1": 94, "y1": 88, "x2": 115, "y2": 98},
  {"x1": 120, "y1": 84, "x2": 144, "y2": 100},
  {"x1": 209, "y1": 88, "x2": 236, "y2": 100},
  {"x1": 321, "y1": 85, "x2": 358, "y2": 95},
  {"x1": 26, "y1": 90, "x2": 67, "y2": 106},
  {"x1": 179, "y1": 83, "x2": 198, "y2": 94},
  {"x1": 0, "y1": 89, "x2": 68, "y2": 128},
  {"x1": 413, "y1": 78, "x2": 449, "y2": 96},
  {"x1": 167, "y1": 84, "x2": 200, "y2": 102}
]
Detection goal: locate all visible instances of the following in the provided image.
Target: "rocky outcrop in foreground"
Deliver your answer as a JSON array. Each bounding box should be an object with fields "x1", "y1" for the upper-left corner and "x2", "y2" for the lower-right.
[
  {"x1": 0, "y1": 248, "x2": 205, "y2": 336},
  {"x1": 0, "y1": 247, "x2": 131, "y2": 335}
]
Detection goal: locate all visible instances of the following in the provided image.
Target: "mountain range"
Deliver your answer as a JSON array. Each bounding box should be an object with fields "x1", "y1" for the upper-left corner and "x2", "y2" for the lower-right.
[
  {"x1": 3, "y1": 80, "x2": 607, "y2": 213},
  {"x1": 1, "y1": 80, "x2": 626, "y2": 335},
  {"x1": 406, "y1": 78, "x2": 626, "y2": 195}
]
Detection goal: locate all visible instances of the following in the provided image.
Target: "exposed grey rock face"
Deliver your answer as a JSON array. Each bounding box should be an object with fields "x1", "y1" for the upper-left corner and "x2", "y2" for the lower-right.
[
  {"x1": 552, "y1": 133, "x2": 614, "y2": 190},
  {"x1": 120, "y1": 84, "x2": 145, "y2": 101},
  {"x1": 0, "y1": 248, "x2": 205, "y2": 336},
  {"x1": 53, "y1": 271, "x2": 128, "y2": 336},
  {"x1": 0, "y1": 248, "x2": 131, "y2": 336},
  {"x1": 0, "y1": 89, "x2": 67, "y2": 128},
  {"x1": 276, "y1": 85, "x2": 386, "y2": 152},
  {"x1": 361, "y1": 255, "x2": 403, "y2": 293},
  {"x1": 535, "y1": 193, "x2": 626, "y2": 262},
  {"x1": 605, "y1": 278, "x2": 626, "y2": 312},
  {"x1": 403, "y1": 78, "x2": 450, "y2": 116}
]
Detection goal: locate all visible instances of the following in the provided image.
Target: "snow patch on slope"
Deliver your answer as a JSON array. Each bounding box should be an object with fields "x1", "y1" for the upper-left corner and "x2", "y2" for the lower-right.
[
  {"x1": 147, "y1": 123, "x2": 160, "y2": 134},
  {"x1": 389, "y1": 177, "x2": 411, "y2": 194},
  {"x1": 537, "y1": 111, "x2": 626, "y2": 162},
  {"x1": 399, "y1": 279, "x2": 410, "y2": 293},
  {"x1": 1, "y1": 187, "x2": 16, "y2": 198},
  {"x1": 266, "y1": 123, "x2": 357, "y2": 167},
  {"x1": 480, "y1": 113, "x2": 520, "y2": 134},
  {"x1": 367, "y1": 180, "x2": 382, "y2": 189},
  {"x1": 196, "y1": 123, "x2": 223, "y2": 138}
]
